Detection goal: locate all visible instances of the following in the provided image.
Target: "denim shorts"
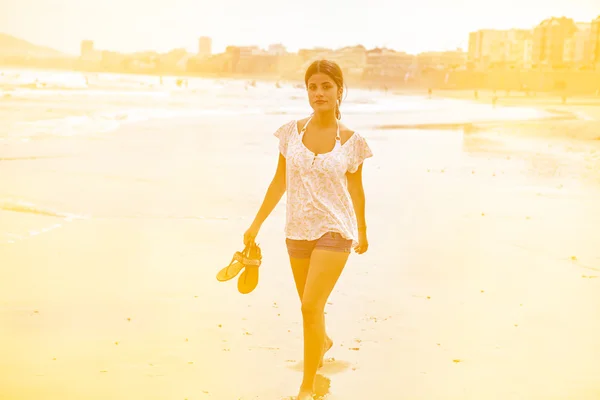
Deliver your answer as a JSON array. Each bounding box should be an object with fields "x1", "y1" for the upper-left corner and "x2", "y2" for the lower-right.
[{"x1": 285, "y1": 231, "x2": 353, "y2": 259}]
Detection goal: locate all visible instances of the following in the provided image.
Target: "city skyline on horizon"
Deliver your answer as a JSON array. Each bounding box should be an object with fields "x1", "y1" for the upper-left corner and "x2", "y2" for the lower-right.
[{"x1": 1, "y1": 0, "x2": 598, "y2": 56}]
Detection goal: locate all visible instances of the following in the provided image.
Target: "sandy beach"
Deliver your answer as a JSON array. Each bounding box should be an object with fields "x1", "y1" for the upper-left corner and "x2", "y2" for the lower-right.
[{"x1": 1, "y1": 73, "x2": 600, "y2": 399}]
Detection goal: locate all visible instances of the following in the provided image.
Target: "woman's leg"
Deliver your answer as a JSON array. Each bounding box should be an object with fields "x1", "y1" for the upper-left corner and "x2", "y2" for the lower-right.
[
  {"x1": 297, "y1": 249, "x2": 349, "y2": 399},
  {"x1": 289, "y1": 256, "x2": 333, "y2": 359},
  {"x1": 289, "y1": 256, "x2": 310, "y2": 300}
]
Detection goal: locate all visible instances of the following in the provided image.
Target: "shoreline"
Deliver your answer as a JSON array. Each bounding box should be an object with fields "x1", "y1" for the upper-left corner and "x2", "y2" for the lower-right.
[{"x1": 2, "y1": 65, "x2": 600, "y2": 144}]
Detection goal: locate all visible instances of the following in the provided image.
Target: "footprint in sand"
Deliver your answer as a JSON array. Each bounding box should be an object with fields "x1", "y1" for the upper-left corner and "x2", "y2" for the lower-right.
[{"x1": 280, "y1": 374, "x2": 331, "y2": 400}]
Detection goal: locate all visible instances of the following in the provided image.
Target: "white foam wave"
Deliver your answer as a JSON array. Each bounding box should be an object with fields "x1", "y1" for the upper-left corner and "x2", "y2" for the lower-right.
[
  {"x1": 5, "y1": 107, "x2": 264, "y2": 140},
  {"x1": 0, "y1": 199, "x2": 87, "y2": 219},
  {"x1": 0, "y1": 199, "x2": 88, "y2": 245},
  {"x1": 0, "y1": 69, "x2": 88, "y2": 90}
]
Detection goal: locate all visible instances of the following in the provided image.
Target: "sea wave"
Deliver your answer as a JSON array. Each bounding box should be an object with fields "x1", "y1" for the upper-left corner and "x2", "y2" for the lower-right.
[
  {"x1": 0, "y1": 198, "x2": 87, "y2": 220},
  {"x1": 0, "y1": 87, "x2": 171, "y2": 99},
  {"x1": 0, "y1": 69, "x2": 88, "y2": 90},
  {"x1": 0, "y1": 198, "x2": 87, "y2": 245},
  {"x1": 3, "y1": 107, "x2": 265, "y2": 140}
]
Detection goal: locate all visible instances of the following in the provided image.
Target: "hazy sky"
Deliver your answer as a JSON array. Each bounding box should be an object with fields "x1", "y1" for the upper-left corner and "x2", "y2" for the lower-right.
[{"x1": 1, "y1": 0, "x2": 598, "y2": 55}]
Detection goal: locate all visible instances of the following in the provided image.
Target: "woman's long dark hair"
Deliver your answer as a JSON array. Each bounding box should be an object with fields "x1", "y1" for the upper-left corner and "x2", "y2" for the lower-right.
[{"x1": 304, "y1": 60, "x2": 347, "y2": 120}]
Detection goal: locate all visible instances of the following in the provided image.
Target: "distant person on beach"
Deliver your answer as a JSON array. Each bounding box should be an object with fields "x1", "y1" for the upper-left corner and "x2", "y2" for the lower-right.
[{"x1": 243, "y1": 59, "x2": 372, "y2": 400}]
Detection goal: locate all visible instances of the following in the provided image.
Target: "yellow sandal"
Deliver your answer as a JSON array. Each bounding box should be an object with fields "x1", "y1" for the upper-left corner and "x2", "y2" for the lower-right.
[{"x1": 216, "y1": 243, "x2": 262, "y2": 294}]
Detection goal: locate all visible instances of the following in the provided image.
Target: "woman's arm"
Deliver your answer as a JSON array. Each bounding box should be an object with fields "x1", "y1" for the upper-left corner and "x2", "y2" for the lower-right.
[
  {"x1": 347, "y1": 163, "x2": 367, "y2": 232},
  {"x1": 250, "y1": 153, "x2": 287, "y2": 229},
  {"x1": 347, "y1": 163, "x2": 369, "y2": 253}
]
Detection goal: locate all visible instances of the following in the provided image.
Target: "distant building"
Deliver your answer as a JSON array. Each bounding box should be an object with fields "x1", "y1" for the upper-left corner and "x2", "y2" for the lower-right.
[
  {"x1": 80, "y1": 40, "x2": 101, "y2": 62},
  {"x1": 523, "y1": 38, "x2": 534, "y2": 69},
  {"x1": 468, "y1": 30, "x2": 507, "y2": 70},
  {"x1": 226, "y1": 45, "x2": 263, "y2": 57},
  {"x1": 365, "y1": 47, "x2": 415, "y2": 78},
  {"x1": 298, "y1": 47, "x2": 332, "y2": 62},
  {"x1": 159, "y1": 48, "x2": 190, "y2": 72},
  {"x1": 124, "y1": 51, "x2": 159, "y2": 71},
  {"x1": 506, "y1": 29, "x2": 533, "y2": 68},
  {"x1": 532, "y1": 17, "x2": 577, "y2": 69},
  {"x1": 100, "y1": 50, "x2": 125, "y2": 70},
  {"x1": 80, "y1": 40, "x2": 93, "y2": 56},
  {"x1": 417, "y1": 49, "x2": 466, "y2": 71},
  {"x1": 268, "y1": 44, "x2": 287, "y2": 56},
  {"x1": 296, "y1": 46, "x2": 366, "y2": 76},
  {"x1": 468, "y1": 29, "x2": 531, "y2": 70},
  {"x1": 328, "y1": 45, "x2": 368, "y2": 76},
  {"x1": 198, "y1": 37, "x2": 212, "y2": 58},
  {"x1": 276, "y1": 53, "x2": 302, "y2": 76},
  {"x1": 224, "y1": 46, "x2": 241, "y2": 72},
  {"x1": 563, "y1": 22, "x2": 592, "y2": 68},
  {"x1": 240, "y1": 46, "x2": 264, "y2": 57},
  {"x1": 222, "y1": 45, "x2": 276, "y2": 73},
  {"x1": 467, "y1": 31, "x2": 478, "y2": 68},
  {"x1": 591, "y1": 16, "x2": 600, "y2": 67}
]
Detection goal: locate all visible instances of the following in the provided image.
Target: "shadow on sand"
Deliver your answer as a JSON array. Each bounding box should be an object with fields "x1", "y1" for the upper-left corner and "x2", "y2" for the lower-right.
[{"x1": 282, "y1": 358, "x2": 353, "y2": 399}]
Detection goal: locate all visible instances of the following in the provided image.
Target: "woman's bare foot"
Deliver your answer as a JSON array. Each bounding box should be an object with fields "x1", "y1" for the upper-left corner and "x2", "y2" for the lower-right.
[
  {"x1": 318, "y1": 335, "x2": 334, "y2": 368},
  {"x1": 297, "y1": 388, "x2": 314, "y2": 400}
]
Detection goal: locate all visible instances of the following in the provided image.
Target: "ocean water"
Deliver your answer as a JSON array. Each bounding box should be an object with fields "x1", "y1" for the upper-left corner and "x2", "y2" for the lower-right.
[
  {"x1": 0, "y1": 67, "x2": 581, "y2": 247},
  {"x1": 0, "y1": 67, "x2": 550, "y2": 142}
]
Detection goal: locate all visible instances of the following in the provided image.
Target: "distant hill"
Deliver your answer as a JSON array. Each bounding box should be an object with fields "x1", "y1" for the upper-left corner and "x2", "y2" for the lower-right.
[{"x1": 0, "y1": 33, "x2": 65, "y2": 58}]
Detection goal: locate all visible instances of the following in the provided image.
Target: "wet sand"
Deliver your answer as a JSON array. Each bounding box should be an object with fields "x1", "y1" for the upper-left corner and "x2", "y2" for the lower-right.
[
  {"x1": 1, "y1": 112, "x2": 600, "y2": 399},
  {"x1": 431, "y1": 90, "x2": 600, "y2": 141}
]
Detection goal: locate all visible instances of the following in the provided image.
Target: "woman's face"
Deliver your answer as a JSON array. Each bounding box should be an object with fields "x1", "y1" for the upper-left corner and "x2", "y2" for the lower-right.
[{"x1": 306, "y1": 72, "x2": 341, "y2": 114}]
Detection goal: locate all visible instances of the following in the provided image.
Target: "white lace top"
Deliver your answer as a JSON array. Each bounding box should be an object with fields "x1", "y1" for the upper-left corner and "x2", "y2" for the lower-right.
[{"x1": 273, "y1": 118, "x2": 373, "y2": 245}]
